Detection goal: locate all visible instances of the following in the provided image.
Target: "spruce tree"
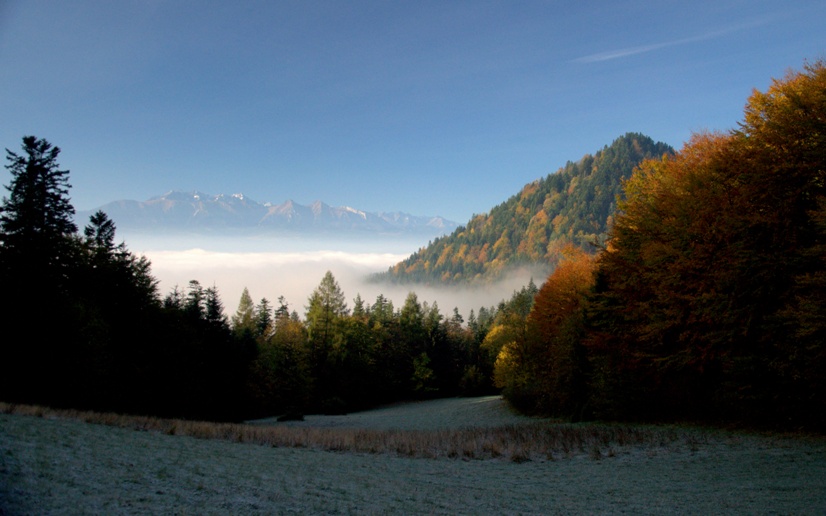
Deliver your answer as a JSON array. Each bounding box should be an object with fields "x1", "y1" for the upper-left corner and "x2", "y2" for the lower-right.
[
  {"x1": 255, "y1": 298, "x2": 273, "y2": 338},
  {"x1": 0, "y1": 136, "x2": 78, "y2": 404},
  {"x1": 1, "y1": 136, "x2": 77, "y2": 269},
  {"x1": 84, "y1": 210, "x2": 117, "y2": 253}
]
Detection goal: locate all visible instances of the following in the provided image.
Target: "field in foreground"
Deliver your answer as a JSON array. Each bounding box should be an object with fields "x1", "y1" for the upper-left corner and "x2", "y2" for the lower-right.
[{"x1": 2, "y1": 397, "x2": 826, "y2": 514}]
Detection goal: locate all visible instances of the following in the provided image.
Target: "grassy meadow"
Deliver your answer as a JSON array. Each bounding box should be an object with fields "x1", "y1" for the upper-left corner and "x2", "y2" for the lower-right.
[{"x1": 2, "y1": 397, "x2": 826, "y2": 514}]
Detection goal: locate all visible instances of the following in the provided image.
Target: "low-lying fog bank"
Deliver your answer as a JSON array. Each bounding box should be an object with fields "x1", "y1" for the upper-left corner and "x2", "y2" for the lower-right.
[{"x1": 123, "y1": 232, "x2": 543, "y2": 318}]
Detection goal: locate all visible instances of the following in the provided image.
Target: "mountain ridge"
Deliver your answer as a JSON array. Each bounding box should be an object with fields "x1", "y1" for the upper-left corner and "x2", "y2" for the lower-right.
[
  {"x1": 377, "y1": 133, "x2": 675, "y2": 284},
  {"x1": 76, "y1": 191, "x2": 458, "y2": 237}
]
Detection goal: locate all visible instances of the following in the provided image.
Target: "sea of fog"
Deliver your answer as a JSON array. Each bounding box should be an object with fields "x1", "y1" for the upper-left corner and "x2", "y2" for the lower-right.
[{"x1": 122, "y1": 231, "x2": 541, "y2": 319}]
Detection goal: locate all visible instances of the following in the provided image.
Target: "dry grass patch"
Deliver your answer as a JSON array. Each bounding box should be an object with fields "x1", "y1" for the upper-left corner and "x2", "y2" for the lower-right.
[
  {"x1": 4, "y1": 398, "x2": 825, "y2": 514},
  {"x1": 0, "y1": 401, "x2": 714, "y2": 462}
]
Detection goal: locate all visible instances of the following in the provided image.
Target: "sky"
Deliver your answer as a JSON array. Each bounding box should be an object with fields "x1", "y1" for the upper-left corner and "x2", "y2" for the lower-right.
[
  {"x1": 1, "y1": 1, "x2": 823, "y2": 224},
  {"x1": 1, "y1": 1, "x2": 824, "y2": 313}
]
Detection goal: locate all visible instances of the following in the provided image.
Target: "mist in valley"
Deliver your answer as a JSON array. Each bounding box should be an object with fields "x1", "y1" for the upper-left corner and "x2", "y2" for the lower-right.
[{"x1": 123, "y1": 231, "x2": 545, "y2": 320}]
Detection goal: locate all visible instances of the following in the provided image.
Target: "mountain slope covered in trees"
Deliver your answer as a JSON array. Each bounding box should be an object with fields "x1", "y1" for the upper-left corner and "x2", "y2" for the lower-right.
[
  {"x1": 494, "y1": 61, "x2": 826, "y2": 428},
  {"x1": 377, "y1": 133, "x2": 673, "y2": 284}
]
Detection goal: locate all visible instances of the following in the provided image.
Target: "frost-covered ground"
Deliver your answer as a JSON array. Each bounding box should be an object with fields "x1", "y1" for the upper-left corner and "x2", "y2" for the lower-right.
[
  {"x1": 247, "y1": 395, "x2": 541, "y2": 430},
  {"x1": 2, "y1": 397, "x2": 826, "y2": 514}
]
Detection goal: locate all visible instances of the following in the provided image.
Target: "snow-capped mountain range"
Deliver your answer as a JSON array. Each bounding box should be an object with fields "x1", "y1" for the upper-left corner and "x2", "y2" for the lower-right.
[{"x1": 77, "y1": 191, "x2": 458, "y2": 236}]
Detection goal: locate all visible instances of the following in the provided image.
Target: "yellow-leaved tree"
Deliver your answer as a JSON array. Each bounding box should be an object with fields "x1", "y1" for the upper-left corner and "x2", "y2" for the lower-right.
[{"x1": 590, "y1": 60, "x2": 826, "y2": 425}]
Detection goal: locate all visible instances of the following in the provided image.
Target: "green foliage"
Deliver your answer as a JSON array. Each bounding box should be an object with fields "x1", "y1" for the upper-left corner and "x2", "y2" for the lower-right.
[
  {"x1": 247, "y1": 316, "x2": 311, "y2": 416},
  {"x1": 254, "y1": 298, "x2": 273, "y2": 338},
  {"x1": 305, "y1": 270, "x2": 349, "y2": 347},
  {"x1": 377, "y1": 133, "x2": 673, "y2": 284},
  {"x1": 231, "y1": 287, "x2": 256, "y2": 336},
  {"x1": 411, "y1": 352, "x2": 438, "y2": 396}
]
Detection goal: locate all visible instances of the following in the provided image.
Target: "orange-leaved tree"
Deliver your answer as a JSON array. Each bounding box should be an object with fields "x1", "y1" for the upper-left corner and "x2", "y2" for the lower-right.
[
  {"x1": 495, "y1": 245, "x2": 596, "y2": 416},
  {"x1": 590, "y1": 60, "x2": 826, "y2": 425}
]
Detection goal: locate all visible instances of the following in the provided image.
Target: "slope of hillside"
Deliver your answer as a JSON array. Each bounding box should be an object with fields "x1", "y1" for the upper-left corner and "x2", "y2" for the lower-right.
[{"x1": 377, "y1": 133, "x2": 673, "y2": 284}]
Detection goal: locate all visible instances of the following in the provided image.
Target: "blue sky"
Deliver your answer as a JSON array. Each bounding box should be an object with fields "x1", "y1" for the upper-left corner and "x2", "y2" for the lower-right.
[{"x1": 1, "y1": 1, "x2": 823, "y2": 223}]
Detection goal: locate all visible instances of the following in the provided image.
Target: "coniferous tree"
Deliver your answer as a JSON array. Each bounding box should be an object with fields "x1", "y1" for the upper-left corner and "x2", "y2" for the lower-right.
[
  {"x1": 1, "y1": 136, "x2": 77, "y2": 268},
  {"x1": 0, "y1": 136, "x2": 79, "y2": 403},
  {"x1": 84, "y1": 210, "x2": 117, "y2": 253},
  {"x1": 163, "y1": 285, "x2": 185, "y2": 310},
  {"x1": 231, "y1": 287, "x2": 256, "y2": 336},
  {"x1": 305, "y1": 271, "x2": 348, "y2": 409},
  {"x1": 255, "y1": 297, "x2": 273, "y2": 338},
  {"x1": 306, "y1": 271, "x2": 349, "y2": 334},
  {"x1": 185, "y1": 280, "x2": 205, "y2": 319},
  {"x1": 204, "y1": 285, "x2": 228, "y2": 329},
  {"x1": 274, "y1": 295, "x2": 291, "y2": 328}
]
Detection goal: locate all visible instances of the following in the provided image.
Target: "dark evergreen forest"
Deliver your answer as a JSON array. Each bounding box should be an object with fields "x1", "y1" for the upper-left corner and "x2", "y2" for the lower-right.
[{"x1": 0, "y1": 139, "x2": 529, "y2": 420}]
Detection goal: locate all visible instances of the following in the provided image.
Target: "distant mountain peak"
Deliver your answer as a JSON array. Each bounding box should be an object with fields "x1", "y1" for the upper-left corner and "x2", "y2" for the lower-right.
[{"x1": 77, "y1": 191, "x2": 459, "y2": 237}]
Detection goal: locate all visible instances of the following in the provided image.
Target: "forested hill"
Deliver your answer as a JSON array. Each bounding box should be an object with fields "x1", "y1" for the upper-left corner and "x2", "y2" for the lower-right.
[{"x1": 377, "y1": 133, "x2": 674, "y2": 284}]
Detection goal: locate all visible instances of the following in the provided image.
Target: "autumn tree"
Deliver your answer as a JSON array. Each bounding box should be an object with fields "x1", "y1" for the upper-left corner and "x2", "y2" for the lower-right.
[
  {"x1": 494, "y1": 247, "x2": 595, "y2": 415},
  {"x1": 378, "y1": 133, "x2": 672, "y2": 284},
  {"x1": 591, "y1": 61, "x2": 826, "y2": 425},
  {"x1": 525, "y1": 246, "x2": 595, "y2": 417},
  {"x1": 736, "y1": 60, "x2": 826, "y2": 424}
]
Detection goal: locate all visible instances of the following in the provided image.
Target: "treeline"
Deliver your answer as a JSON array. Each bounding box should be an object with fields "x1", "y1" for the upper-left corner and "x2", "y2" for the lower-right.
[
  {"x1": 229, "y1": 274, "x2": 539, "y2": 418},
  {"x1": 0, "y1": 139, "x2": 534, "y2": 420},
  {"x1": 376, "y1": 133, "x2": 674, "y2": 284},
  {"x1": 0, "y1": 139, "x2": 248, "y2": 421},
  {"x1": 493, "y1": 62, "x2": 826, "y2": 429}
]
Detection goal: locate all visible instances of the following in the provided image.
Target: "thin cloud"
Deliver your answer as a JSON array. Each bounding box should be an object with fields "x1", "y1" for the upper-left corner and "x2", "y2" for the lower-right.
[
  {"x1": 573, "y1": 20, "x2": 769, "y2": 63},
  {"x1": 574, "y1": 42, "x2": 671, "y2": 63}
]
